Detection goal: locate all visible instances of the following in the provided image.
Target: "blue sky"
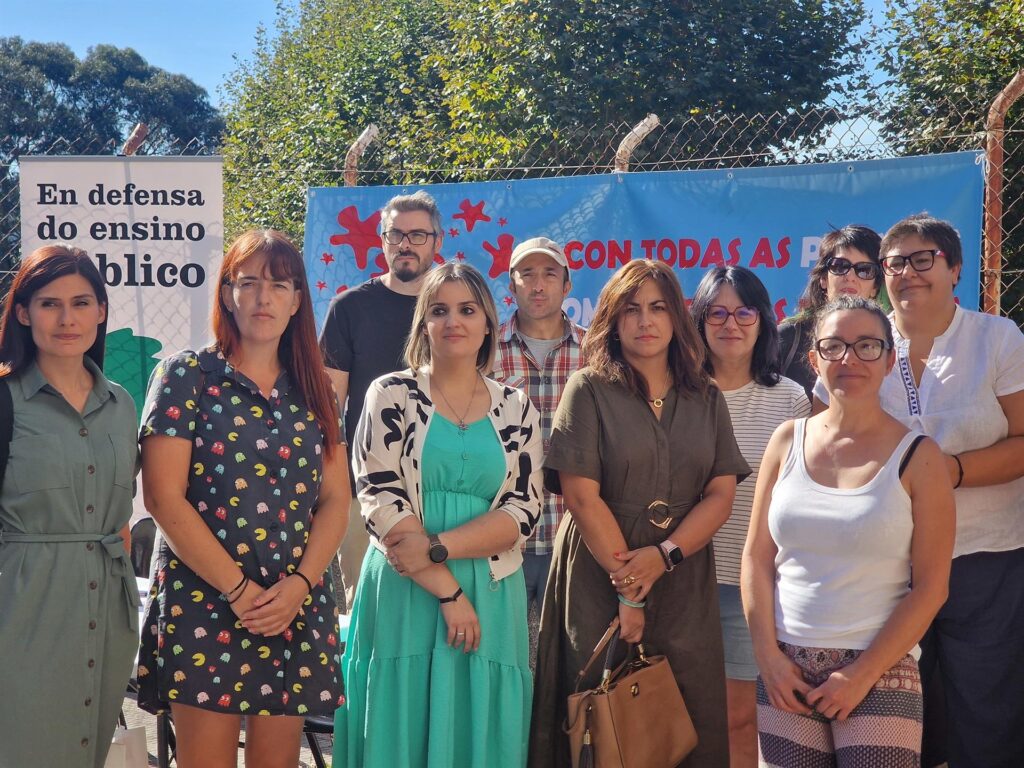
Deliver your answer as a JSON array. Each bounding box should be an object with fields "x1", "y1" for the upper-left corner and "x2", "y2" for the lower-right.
[
  {"x1": 1, "y1": 0, "x2": 282, "y2": 105},
  {"x1": 2, "y1": 0, "x2": 888, "y2": 109}
]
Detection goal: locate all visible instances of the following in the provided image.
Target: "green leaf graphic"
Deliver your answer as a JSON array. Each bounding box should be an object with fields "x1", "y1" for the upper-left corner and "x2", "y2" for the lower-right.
[{"x1": 104, "y1": 328, "x2": 164, "y2": 423}]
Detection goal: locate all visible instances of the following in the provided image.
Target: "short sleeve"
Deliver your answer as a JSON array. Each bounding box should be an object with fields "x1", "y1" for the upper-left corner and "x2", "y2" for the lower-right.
[
  {"x1": 543, "y1": 372, "x2": 602, "y2": 494},
  {"x1": 710, "y1": 389, "x2": 752, "y2": 483},
  {"x1": 319, "y1": 297, "x2": 354, "y2": 372},
  {"x1": 994, "y1": 319, "x2": 1024, "y2": 397},
  {"x1": 139, "y1": 351, "x2": 203, "y2": 442}
]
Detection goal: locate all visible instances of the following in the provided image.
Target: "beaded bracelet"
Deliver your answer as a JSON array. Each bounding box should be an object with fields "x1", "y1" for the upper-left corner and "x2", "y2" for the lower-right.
[{"x1": 617, "y1": 593, "x2": 646, "y2": 609}]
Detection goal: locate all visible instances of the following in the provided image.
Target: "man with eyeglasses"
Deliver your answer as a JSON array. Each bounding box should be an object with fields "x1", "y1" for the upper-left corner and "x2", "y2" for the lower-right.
[{"x1": 319, "y1": 190, "x2": 444, "y2": 604}]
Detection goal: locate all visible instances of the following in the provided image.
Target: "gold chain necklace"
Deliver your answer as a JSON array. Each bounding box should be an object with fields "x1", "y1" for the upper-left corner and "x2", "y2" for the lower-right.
[{"x1": 432, "y1": 375, "x2": 479, "y2": 430}]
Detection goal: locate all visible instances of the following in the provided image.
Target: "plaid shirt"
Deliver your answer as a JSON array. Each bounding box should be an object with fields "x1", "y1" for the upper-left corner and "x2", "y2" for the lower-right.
[{"x1": 494, "y1": 312, "x2": 586, "y2": 554}]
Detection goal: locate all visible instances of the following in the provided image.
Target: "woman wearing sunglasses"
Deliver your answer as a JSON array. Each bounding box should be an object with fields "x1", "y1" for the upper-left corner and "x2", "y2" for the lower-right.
[
  {"x1": 779, "y1": 225, "x2": 883, "y2": 401},
  {"x1": 745, "y1": 295, "x2": 955, "y2": 766},
  {"x1": 814, "y1": 214, "x2": 1024, "y2": 767},
  {"x1": 690, "y1": 266, "x2": 810, "y2": 768}
]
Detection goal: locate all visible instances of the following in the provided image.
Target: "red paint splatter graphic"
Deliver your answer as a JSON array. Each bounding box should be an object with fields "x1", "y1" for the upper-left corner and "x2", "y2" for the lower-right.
[
  {"x1": 482, "y1": 234, "x2": 516, "y2": 278},
  {"x1": 498, "y1": 217, "x2": 507, "y2": 227},
  {"x1": 329, "y1": 206, "x2": 382, "y2": 270},
  {"x1": 336, "y1": 285, "x2": 348, "y2": 294},
  {"x1": 320, "y1": 252, "x2": 334, "y2": 266},
  {"x1": 452, "y1": 199, "x2": 492, "y2": 232}
]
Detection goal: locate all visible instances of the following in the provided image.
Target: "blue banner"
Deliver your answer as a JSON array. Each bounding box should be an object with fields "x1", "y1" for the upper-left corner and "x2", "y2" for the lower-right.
[{"x1": 304, "y1": 152, "x2": 984, "y2": 328}]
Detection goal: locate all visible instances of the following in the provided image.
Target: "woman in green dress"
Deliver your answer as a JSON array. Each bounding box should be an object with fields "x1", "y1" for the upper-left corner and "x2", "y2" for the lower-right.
[
  {"x1": 0, "y1": 245, "x2": 138, "y2": 768},
  {"x1": 334, "y1": 262, "x2": 543, "y2": 767}
]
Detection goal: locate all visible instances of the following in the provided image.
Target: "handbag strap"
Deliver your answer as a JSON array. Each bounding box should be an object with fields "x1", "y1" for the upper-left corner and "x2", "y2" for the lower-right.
[
  {"x1": 573, "y1": 618, "x2": 621, "y2": 693},
  {"x1": 781, "y1": 320, "x2": 803, "y2": 374},
  {"x1": 0, "y1": 379, "x2": 13, "y2": 492}
]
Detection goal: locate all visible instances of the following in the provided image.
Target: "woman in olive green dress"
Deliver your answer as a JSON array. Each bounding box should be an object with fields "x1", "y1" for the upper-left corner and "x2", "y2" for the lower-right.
[
  {"x1": 530, "y1": 260, "x2": 750, "y2": 768},
  {"x1": 0, "y1": 245, "x2": 138, "y2": 768}
]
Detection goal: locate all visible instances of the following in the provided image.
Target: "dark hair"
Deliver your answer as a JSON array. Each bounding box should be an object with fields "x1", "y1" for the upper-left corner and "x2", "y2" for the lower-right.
[
  {"x1": 583, "y1": 260, "x2": 708, "y2": 398},
  {"x1": 880, "y1": 213, "x2": 963, "y2": 270},
  {"x1": 813, "y1": 295, "x2": 894, "y2": 350},
  {"x1": 213, "y1": 229, "x2": 340, "y2": 456},
  {"x1": 0, "y1": 244, "x2": 109, "y2": 376},
  {"x1": 406, "y1": 261, "x2": 499, "y2": 373},
  {"x1": 690, "y1": 265, "x2": 780, "y2": 386},
  {"x1": 799, "y1": 225, "x2": 882, "y2": 312}
]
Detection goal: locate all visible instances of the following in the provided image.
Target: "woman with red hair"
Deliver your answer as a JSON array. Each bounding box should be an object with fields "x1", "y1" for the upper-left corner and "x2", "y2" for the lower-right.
[{"x1": 137, "y1": 229, "x2": 349, "y2": 768}]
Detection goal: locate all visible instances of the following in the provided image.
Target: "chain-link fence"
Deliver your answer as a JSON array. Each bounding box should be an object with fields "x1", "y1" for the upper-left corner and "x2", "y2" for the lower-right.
[{"x1": 3, "y1": 91, "x2": 1023, "y2": 327}]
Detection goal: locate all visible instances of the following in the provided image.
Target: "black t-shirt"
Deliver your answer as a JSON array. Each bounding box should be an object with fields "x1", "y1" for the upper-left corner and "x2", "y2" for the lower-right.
[
  {"x1": 778, "y1": 316, "x2": 815, "y2": 404},
  {"x1": 318, "y1": 278, "x2": 418, "y2": 445}
]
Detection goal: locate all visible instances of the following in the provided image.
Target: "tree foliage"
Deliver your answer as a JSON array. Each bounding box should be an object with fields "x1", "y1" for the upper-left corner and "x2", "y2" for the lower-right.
[
  {"x1": 1, "y1": 37, "x2": 224, "y2": 268},
  {"x1": 221, "y1": 0, "x2": 866, "y2": 240},
  {"x1": 880, "y1": 0, "x2": 1024, "y2": 320}
]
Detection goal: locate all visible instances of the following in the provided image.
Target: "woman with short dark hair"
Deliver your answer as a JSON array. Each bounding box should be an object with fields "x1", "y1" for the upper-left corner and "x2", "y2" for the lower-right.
[
  {"x1": 779, "y1": 225, "x2": 882, "y2": 400},
  {"x1": 690, "y1": 265, "x2": 810, "y2": 767},
  {"x1": 530, "y1": 259, "x2": 750, "y2": 768}
]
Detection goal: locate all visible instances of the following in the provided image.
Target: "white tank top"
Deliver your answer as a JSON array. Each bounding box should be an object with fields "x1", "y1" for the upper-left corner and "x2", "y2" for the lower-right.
[{"x1": 768, "y1": 419, "x2": 922, "y2": 654}]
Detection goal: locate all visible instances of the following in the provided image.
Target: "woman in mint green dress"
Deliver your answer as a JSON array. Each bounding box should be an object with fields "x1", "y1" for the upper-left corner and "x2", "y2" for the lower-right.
[{"x1": 334, "y1": 262, "x2": 543, "y2": 767}]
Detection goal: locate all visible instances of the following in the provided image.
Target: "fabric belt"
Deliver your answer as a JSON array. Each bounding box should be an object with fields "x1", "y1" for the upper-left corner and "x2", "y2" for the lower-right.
[{"x1": 0, "y1": 530, "x2": 139, "y2": 616}]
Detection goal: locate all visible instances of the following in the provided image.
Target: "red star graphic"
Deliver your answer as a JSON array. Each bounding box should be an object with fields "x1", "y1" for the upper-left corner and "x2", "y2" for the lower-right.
[
  {"x1": 328, "y1": 206, "x2": 382, "y2": 270},
  {"x1": 370, "y1": 253, "x2": 389, "y2": 279},
  {"x1": 321, "y1": 252, "x2": 334, "y2": 266},
  {"x1": 456, "y1": 251, "x2": 466, "y2": 261},
  {"x1": 316, "y1": 280, "x2": 327, "y2": 291},
  {"x1": 503, "y1": 296, "x2": 514, "y2": 305},
  {"x1": 499, "y1": 217, "x2": 507, "y2": 227},
  {"x1": 483, "y1": 233, "x2": 516, "y2": 278},
  {"x1": 448, "y1": 228, "x2": 459, "y2": 238},
  {"x1": 452, "y1": 199, "x2": 492, "y2": 232}
]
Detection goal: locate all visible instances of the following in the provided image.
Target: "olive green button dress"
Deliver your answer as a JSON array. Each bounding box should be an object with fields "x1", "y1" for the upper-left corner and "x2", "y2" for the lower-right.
[
  {"x1": 0, "y1": 359, "x2": 139, "y2": 768},
  {"x1": 530, "y1": 370, "x2": 750, "y2": 768}
]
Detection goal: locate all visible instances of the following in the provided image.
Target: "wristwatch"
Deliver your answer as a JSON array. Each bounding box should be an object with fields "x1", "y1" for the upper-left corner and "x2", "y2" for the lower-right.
[
  {"x1": 428, "y1": 533, "x2": 449, "y2": 564},
  {"x1": 659, "y1": 540, "x2": 684, "y2": 572}
]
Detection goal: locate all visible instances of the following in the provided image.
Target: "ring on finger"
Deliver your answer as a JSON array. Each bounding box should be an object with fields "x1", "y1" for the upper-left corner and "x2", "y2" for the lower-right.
[{"x1": 623, "y1": 575, "x2": 637, "y2": 586}]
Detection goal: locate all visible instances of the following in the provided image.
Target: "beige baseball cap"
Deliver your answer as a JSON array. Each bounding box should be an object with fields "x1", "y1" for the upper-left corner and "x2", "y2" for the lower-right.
[{"x1": 508, "y1": 236, "x2": 568, "y2": 276}]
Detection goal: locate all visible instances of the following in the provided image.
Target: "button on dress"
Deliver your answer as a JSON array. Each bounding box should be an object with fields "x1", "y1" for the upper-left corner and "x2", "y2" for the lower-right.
[
  {"x1": 0, "y1": 359, "x2": 139, "y2": 768},
  {"x1": 136, "y1": 348, "x2": 343, "y2": 716}
]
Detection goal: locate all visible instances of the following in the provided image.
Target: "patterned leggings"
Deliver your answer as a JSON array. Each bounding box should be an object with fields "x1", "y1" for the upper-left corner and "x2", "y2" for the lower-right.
[{"x1": 757, "y1": 642, "x2": 922, "y2": 768}]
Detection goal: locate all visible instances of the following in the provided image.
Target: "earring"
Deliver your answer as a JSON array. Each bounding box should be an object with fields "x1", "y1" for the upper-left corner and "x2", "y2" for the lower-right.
[{"x1": 612, "y1": 332, "x2": 620, "y2": 341}]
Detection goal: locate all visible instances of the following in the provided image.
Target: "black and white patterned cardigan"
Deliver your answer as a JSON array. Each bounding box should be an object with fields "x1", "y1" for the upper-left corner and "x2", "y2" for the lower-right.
[{"x1": 352, "y1": 367, "x2": 544, "y2": 582}]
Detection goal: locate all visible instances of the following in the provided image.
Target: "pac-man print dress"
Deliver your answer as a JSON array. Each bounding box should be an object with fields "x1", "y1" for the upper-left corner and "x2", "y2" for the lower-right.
[{"x1": 136, "y1": 348, "x2": 343, "y2": 716}]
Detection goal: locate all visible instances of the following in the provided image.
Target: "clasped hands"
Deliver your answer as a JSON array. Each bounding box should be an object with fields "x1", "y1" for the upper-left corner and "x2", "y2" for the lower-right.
[{"x1": 609, "y1": 545, "x2": 666, "y2": 602}]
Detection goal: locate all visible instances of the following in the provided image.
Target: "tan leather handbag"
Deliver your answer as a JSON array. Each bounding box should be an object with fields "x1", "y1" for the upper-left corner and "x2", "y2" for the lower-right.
[{"x1": 564, "y1": 618, "x2": 698, "y2": 768}]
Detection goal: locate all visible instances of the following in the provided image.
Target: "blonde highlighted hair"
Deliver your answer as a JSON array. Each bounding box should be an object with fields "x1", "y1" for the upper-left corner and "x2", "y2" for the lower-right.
[{"x1": 405, "y1": 261, "x2": 499, "y2": 373}]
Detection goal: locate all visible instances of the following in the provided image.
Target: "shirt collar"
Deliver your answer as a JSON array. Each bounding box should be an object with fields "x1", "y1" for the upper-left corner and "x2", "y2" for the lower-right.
[
  {"x1": 501, "y1": 311, "x2": 583, "y2": 347},
  {"x1": 19, "y1": 355, "x2": 116, "y2": 404},
  {"x1": 198, "y1": 345, "x2": 292, "y2": 398}
]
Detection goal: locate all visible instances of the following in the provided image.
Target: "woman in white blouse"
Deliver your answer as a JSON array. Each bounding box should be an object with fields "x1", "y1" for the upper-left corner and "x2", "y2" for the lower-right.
[{"x1": 818, "y1": 214, "x2": 1024, "y2": 768}]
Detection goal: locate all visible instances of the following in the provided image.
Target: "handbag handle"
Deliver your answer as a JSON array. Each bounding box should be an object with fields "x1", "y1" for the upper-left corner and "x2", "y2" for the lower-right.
[{"x1": 573, "y1": 618, "x2": 621, "y2": 693}]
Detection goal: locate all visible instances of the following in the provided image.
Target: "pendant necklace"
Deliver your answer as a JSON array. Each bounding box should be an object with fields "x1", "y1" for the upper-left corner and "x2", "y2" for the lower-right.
[
  {"x1": 433, "y1": 375, "x2": 478, "y2": 430},
  {"x1": 648, "y1": 378, "x2": 673, "y2": 409}
]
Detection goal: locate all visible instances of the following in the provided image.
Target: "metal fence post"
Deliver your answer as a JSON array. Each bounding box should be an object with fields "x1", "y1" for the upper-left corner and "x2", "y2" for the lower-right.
[
  {"x1": 121, "y1": 123, "x2": 150, "y2": 156},
  {"x1": 613, "y1": 114, "x2": 660, "y2": 172},
  {"x1": 344, "y1": 124, "x2": 380, "y2": 187},
  {"x1": 983, "y1": 70, "x2": 1024, "y2": 314}
]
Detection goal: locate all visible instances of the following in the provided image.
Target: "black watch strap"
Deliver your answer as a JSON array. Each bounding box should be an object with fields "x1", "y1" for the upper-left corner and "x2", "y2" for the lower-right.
[{"x1": 439, "y1": 587, "x2": 463, "y2": 604}]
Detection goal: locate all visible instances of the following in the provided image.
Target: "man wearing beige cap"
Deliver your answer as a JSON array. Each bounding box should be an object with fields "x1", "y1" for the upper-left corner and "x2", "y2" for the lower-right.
[{"x1": 494, "y1": 237, "x2": 586, "y2": 639}]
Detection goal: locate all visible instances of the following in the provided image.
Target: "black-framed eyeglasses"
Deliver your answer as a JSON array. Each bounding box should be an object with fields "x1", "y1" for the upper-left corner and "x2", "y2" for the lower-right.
[
  {"x1": 383, "y1": 229, "x2": 437, "y2": 246},
  {"x1": 705, "y1": 305, "x2": 759, "y2": 326},
  {"x1": 815, "y1": 336, "x2": 890, "y2": 362},
  {"x1": 826, "y1": 257, "x2": 879, "y2": 281},
  {"x1": 880, "y1": 249, "x2": 944, "y2": 276}
]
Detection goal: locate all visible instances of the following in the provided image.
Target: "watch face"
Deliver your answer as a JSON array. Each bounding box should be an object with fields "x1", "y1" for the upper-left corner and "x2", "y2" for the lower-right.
[
  {"x1": 668, "y1": 547, "x2": 684, "y2": 565},
  {"x1": 429, "y1": 542, "x2": 448, "y2": 564}
]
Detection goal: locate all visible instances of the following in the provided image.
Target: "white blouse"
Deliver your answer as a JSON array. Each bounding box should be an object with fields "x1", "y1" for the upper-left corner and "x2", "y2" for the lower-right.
[{"x1": 815, "y1": 306, "x2": 1024, "y2": 557}]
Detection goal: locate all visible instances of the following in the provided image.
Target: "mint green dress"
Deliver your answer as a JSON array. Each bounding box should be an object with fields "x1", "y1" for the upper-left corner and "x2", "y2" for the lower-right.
[{"x1": 334, "y1": 415, "x2": 532, "y2": 767}]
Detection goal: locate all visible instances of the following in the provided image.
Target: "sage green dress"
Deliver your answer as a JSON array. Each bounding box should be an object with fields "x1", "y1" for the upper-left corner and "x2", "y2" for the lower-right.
[
  {"x1": 334, "y1": 414, "x2": 532, "y2": 767},
  {"x1": 0, "y1": 359, "x2": 139, "y2": 768}
]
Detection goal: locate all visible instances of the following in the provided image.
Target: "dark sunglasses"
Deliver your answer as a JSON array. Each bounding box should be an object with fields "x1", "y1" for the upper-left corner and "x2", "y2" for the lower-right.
[{"x1": 826, "y1": 257, "x2": 879, "y2": 281}]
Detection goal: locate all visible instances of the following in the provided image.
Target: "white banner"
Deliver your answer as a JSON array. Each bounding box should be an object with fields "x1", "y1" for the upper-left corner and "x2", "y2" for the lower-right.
[{"x1": 18, "y1": 156, "x2": 223, "y2": 412}]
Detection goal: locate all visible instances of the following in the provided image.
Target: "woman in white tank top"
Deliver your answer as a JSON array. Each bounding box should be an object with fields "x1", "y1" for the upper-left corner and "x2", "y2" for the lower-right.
[{"x1": 742, "y1": 297, "x2": 955, "y2": 767}]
